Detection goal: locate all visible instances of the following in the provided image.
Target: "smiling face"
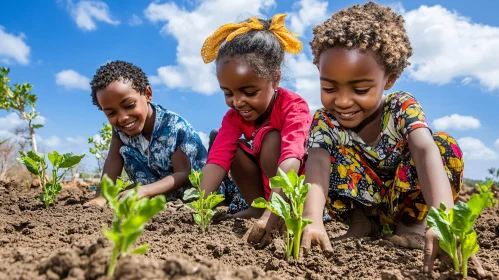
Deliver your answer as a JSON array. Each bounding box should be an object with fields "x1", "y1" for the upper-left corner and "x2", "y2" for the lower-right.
[
  {"x1": 216, "y1": 57, "x2": 280, "y2": 122},
  {"x1": 96, "y1": 80, "x2": 153, "y2": 136},
  {"x1": 318, "y1": 46, "x2": 397, "y2": 129}
]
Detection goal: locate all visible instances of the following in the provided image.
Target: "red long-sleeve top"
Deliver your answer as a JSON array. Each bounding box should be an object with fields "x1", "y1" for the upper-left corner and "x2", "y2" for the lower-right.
[{"x1": 207, "y1": 87, "x2": 312, "y2": 172}]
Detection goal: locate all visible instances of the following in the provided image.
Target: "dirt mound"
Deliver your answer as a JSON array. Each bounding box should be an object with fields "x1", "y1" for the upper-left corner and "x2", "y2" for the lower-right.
[{"x1": 0, "y1": 181, "x2": 498, "y2": 279}]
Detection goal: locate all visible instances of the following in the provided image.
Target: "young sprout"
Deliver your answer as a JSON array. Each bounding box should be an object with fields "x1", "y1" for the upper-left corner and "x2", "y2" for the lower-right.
[
  {"x1": 183, "y1": 169, "x2": 224, "y2": 233},
  {"x1": 252, "y1": 168, "x2": 312, "y2": 261},
  {"x1": 475, "y1": 180, "x2": 498, "y2": 208},
  {"x1": 100, "y1": 174, "x2": 166, "y2": 277},
  {"x1": 426, "y1": 192, "x2": 489, "y2": 277},
  {"x1": 17, "y1": 151, "x2": 84, "y2": 208}
]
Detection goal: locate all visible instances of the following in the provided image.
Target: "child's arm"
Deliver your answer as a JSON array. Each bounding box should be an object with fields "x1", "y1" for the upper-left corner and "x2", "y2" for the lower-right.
[
  {"x1": 128, "y1": 147, "x2": 192, "y2": 199},
  {"x1": 408, "y1": 128, "x2": 454, "y2": 209},
  {"x1": 300, "y1": 148, "x2": 334, "y2": 254},
  {"x1": 84, "y1": 129, "x2": 124, "y2": 206},
  {"x1": 408, "y1": 128, "x2": 454, "y2": 272}
]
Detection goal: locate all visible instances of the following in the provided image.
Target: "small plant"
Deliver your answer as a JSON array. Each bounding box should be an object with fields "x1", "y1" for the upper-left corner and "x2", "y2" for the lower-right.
[
  {"x1": 17, "y1": 151, "x2": 84, "y2": 208},
  {"x1": 183, "y1": 169, "x2": 224, "y2": 233},
  {"x1": 100, "y1": 174, "x2": 166, "y2": 277},
  {"x1": 251, "y1": 168, "x2": 312, "y2": 261},
  {"x1": 475, "y1": 180, "x2": 498, "y2": 208},
  {"x1": 88, "y1": 123, "x2": 112, "y2": 173},
  {"x1": 426, "y1": 193, "x2": 491, "y2": 277}
]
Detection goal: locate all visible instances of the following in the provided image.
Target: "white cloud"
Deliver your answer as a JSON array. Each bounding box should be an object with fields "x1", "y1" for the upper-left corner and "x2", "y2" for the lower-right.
[
  {"x1": 0, "y1": 113, "x2": 45, "y2": 131},
  {"x1": 432, "y1": 114, "x2": 480, "y2": 131},
  {"x1": 198, "y1": 132, "x2": 209, "y2": 150},
  {"x1": 288, "y1": 0, "x2": 328, "y2": 36},
  {"x1": 66, "y1": 136, "x2": 86, "y2": 144},
  {"x1": 283, "y1": 53, "x2": 321, "y2": 111},
  {"x1": 44, "y1": 136, "x2": 61, "y2": 147},
  {"x1": 458, "y1": 137, "x2": 498, "y2": 160},
  {"x1": 495, "y1": 139, "x2": 499, "y2": 150},
  {"x1": 56, "y1": 70, "x2": 90, "y2": 90},
  {"x1": 144, "y1": 0, "x2": 276, "y2": 95},
  {"x1": 404, "y1": 5, "x2": 499, "y2": 91},
  {"x1": 67, "y1": 0, "x2": 120, "y2": 31},
  {"x1": 128, "y1": 14, "x2": 143, "y2": 26},
  {"x1": 0, "y1": 26, "x2": 30, "y2": 65}
]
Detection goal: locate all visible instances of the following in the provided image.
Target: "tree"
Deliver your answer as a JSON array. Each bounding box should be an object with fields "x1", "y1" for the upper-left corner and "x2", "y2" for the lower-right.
[
  {"x1": 88, "y1": 123, "x2": 112, "y2": 174},
  {"x1": 0, "y1": 67, "x2": 43, "y2": 152},
  {"x1": 487, "y1": 168, "x2": 499, "y2": 184},
  {"x1": 0, "y1": 138, "x2": 16, "y2": 181}
]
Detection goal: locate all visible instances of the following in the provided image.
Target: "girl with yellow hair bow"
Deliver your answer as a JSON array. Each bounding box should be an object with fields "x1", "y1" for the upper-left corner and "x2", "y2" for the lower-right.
[{"x1": 198, "y1": 14, "x2": 311, "y2": 247}]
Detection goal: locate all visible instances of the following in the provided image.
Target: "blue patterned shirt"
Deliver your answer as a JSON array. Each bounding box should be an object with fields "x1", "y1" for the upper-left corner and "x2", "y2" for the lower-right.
[{"x1": 114, "y1": 102, "x2": 207, "y2": 185}]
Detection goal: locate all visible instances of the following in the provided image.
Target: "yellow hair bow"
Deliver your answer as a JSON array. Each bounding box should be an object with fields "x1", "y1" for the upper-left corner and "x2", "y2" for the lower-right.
[{"x1": 201, "y1": 14, "x2": 303, "y2": 64}]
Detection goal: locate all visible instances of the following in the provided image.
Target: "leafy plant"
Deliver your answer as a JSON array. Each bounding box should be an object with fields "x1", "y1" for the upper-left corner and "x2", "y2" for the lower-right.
[
  {"x1": 475, "y1": 180, "x2": 498, "y2": 208},
  {"x1": 183, "y1": 169, "x2": 224, "y2": 233},
  {"x1": 17, "y1": 151, "x2": 84, "y2": 208},
  {"x1": 88, "y1": 123, "x2": 112, "y2": 173},
  {"x1": 100, "y1": 174, "x2": 166, "y2": 277},
  {"x1": 0, "y1": 67, "x2": 43, "y2": 152},
  {"x1": 426, "y1": 193, "x2": 490, "y2": 277},
  {"x1": 251, "y1": 168, "x2": 312, "y2": 261}
]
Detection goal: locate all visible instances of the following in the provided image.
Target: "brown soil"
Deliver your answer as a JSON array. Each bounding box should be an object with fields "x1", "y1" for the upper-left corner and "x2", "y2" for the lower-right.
[{"x1": 0, "y1": 182, "x2": 498, "y2": 280}]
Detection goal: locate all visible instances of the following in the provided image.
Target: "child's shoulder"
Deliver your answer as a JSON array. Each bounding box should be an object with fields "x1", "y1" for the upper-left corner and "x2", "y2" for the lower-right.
[{"x1": 385, "y1": 91, "x2": 417, "y2": 105}]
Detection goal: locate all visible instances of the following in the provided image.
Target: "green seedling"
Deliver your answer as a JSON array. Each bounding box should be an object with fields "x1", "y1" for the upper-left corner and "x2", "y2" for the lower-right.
[
  {"x1": 100, "y1": 174, "x2": 166, "y2": 277},
  {"x1": 427, "y1": 193, "x2": 490, "y2": 277},
  {"x1": 17, "y1": 151, "x2": 84, "y2": 208},
  {"x1": 88, "y1": 123, "x2": 112, "y2": 173},
  {"x1": 252, "y1": 168, "x2": 312, "y2": 261},
  {"x1": 183, "y1": 169, "x2": 224, "y2": 233},
  {"x1": 475, "y1": 180, "x2": 498, "y2": 208}
]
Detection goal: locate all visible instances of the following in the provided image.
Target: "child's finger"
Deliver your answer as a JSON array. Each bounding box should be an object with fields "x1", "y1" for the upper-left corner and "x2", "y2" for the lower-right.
[
  {"x1": 300, "y1": 231, "x2": 312, "y2": 256},
  {"x1": 423, "y1": 231, "x2": 438, "y2": 274},
  {"x1": 470, "y1": 255, "x2": 490, "y2": 278},
  {"x1": 320, "y1": 234, "x2": 334, "y2": 257}
]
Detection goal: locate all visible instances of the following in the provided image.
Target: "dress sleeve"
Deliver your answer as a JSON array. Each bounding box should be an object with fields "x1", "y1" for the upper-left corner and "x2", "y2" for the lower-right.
[
  {"x1": 306, "y1": 109, "x2": 340, "y2": 155},
  {"x1": 206, "y1": 111, "x2": 242, "y2": 172},
  {"x1": 393, "y1": 92, "x2": 430, "y2": 140},
  {"x1": 278, "y1": 98, "x2": 312, "y2": 165}
]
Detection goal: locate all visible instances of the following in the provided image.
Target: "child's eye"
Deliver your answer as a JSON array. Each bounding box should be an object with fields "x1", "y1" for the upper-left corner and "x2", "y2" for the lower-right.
[
  {"x1": 107, "y1": 112, "x2": 115, "y2": 117},
  {"x1": 223, "y1": 92, "x2": 233, "y2": 97},
  {"x1": 125, "y1": 103, "x2": 136, "y2": 109},
  {"x1": 354, "y1": 88, "x2": 371, "y2": 94},
  {"x1": 243, "y1": 91, "x2": 258, "y2": 96},
  {"x1": 322, "y1": 87, "x2": 337, "y2": 93}
]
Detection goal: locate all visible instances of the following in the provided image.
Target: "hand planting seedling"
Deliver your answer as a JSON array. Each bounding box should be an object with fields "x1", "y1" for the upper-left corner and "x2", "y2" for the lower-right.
[
  {"x1": 426, "y1": 193, "x2": 490, "y2": 277},
  {"x1": 183, "y1": 169, "x2": 224, "y2": 233},
  {"x1": 251, "y1": 168, "x2": 312, "y2": 261},
  {"x1": 17, "y1": 151, "x2": 84, "y2": 208},
  {"x1": 475, "y1": 180, "x2": 498, "y2": 208},
  {"x1": 100, "y1": 174, "x2": 166, "y2": 277}
]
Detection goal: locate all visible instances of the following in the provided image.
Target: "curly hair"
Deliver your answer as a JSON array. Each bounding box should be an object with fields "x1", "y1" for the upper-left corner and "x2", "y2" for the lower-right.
[
  {"x1": 310, "y1": 2, "x2": 413, "y2": 77},
  {"x1": 216, "y1": 18, "x2": 284, "y2": 83},
  {"x1": 90, "y1": 61, "x2": 150, "y2": 109}
]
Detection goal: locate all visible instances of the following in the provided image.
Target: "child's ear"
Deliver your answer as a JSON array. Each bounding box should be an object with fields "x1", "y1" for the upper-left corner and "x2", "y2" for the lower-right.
[
  {"x1": 384, "y1": 73, "x2": 398, "y2": 90},
  {"x1": 145, "y1": 85, "x2": 153, "y2": 102},
  {"x1": 272, "y1": 71, "x2": 282, "y2": 89}
]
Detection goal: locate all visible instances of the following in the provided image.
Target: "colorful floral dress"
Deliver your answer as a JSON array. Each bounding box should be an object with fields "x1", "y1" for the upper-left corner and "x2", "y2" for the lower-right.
[
  {"x1": 115, "y1": 102, "x2": 207, "y2": 201},
  {"x1": 306, "y1": 91, "x2": 463, "y2": 228}
]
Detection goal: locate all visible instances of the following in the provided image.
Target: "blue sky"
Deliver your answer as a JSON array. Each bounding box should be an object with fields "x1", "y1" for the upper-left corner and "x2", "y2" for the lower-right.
[{"x1": 1, "y1": 0, "x2": 498, "y2": 179}]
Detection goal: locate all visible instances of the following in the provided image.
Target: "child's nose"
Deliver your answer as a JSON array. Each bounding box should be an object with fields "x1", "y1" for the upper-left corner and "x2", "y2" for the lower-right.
[{"x1": 334, "y1": 91, "x2": 354, "y2": 108}]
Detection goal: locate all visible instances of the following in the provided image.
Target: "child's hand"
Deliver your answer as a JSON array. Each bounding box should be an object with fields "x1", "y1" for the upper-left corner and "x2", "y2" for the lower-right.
[
  {"x1": 83, "y1": 196, "x2": 107, "y2": 208},
  {"x1": 116, "y1": 186, "x2": 148, "y2": 201},
  {"x1": 246, "y1": 210, "x2": 282, "y2": 248},
  {"x1": 423, "y1": 228, "x2": 490, "y2": 278},
  {"x1": 300, "y1": 219, "x2": 333, "y2": 256}
]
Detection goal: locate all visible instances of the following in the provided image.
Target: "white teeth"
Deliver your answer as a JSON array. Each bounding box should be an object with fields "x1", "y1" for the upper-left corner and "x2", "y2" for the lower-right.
[
  {"x1": 124, "y1": 122, "x2": 135, "y2": 128},
  {"x1": 340, "y1": 112, "x2": 356, "y2": 117}
]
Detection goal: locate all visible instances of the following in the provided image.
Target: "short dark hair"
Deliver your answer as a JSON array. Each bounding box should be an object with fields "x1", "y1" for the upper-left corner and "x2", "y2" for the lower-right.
[
  {"x1": 90, "y1": 60, "x2": 150, "y2": 109},
  {"x1": 310, "y1": 2, "x2": 413, "y2": 77},
  {"x1": 216, "y1": 18, "x2": 284, "y2": 83}
]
